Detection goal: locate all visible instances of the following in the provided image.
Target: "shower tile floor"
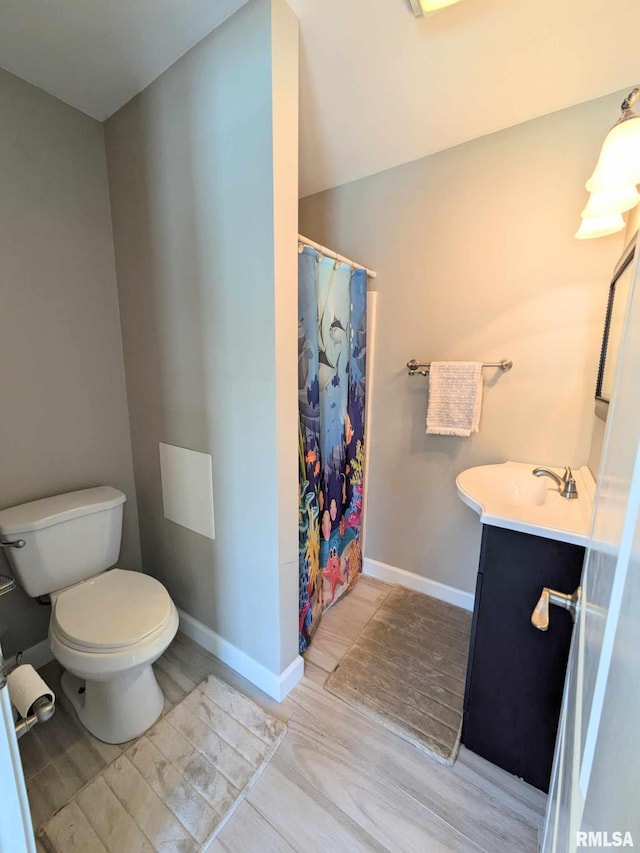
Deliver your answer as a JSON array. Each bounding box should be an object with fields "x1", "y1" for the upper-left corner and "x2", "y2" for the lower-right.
[{"x1": 22, "y1": 577, "x2": 546, "y2": 852}]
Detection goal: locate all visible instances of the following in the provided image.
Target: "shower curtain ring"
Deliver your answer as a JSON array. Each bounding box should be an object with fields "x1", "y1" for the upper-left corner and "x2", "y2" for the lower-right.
[
  {"x1": 316, "y1": 252, "x2": 324, "y2": 263},
  {"x1": 334, "y1": 258, "x2": 341, "y2": 270}
]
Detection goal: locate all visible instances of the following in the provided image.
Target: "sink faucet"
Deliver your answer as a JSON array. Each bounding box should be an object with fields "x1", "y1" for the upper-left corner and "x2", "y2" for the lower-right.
[{"x1": 532, "y1": 466, "x2": 578, "y2": 500}]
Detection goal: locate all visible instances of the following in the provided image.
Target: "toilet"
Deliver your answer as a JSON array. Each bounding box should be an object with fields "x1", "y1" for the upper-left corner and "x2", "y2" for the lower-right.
[{"x1": 0, "y1": 486, "x2": 178, "y2": 744}]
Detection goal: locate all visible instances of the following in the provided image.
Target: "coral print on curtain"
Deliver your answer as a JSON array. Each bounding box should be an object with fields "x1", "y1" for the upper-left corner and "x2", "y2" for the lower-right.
[{"x1": 298, "y1": 247, "x2": 366, "y2": 653}]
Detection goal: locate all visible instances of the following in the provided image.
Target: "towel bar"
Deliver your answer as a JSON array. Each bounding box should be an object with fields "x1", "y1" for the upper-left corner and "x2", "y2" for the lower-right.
[{"x1": 407, "y1": 359, "x2": 513, "y2": 376}]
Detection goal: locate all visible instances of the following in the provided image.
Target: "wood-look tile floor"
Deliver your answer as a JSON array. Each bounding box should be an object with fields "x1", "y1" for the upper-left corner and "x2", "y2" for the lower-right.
[{"x1": 23, "y1": 577, "x2": 546, "y2": 852}]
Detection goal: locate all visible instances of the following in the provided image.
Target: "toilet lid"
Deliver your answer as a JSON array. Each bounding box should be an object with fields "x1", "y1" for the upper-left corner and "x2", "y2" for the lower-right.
[{"x1": 53, "y1": 569, "x2": 173, "y2": 651}]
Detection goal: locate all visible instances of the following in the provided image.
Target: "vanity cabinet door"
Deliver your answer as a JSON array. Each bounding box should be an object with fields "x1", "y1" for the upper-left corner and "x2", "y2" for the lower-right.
[{"x1": 461, "y1": 525, "x2": 585, "y2": 791}]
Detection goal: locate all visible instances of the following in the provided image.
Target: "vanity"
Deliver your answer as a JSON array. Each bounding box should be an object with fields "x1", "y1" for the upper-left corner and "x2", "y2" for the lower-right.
[
  {"x1": 454, "y1": 233, "x2": 635, "y2": 792},
  {"x1": 456, "y1": 462, "x2": 595, "y2": 791}
]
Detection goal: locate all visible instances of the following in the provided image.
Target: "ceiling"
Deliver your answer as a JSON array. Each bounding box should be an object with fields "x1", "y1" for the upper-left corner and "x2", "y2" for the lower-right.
[
  {"x1": 1, "y1": 0, "x2": 639, "y2": 197},
  {"x1": 0, "y1": 0, "x2": 250, "y2": 120}
]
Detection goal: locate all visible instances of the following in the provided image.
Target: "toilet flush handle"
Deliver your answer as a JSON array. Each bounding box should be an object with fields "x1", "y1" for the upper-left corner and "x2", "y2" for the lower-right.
[{"x1": 0, "y1": 539, "x2": 25, "y2": 549}]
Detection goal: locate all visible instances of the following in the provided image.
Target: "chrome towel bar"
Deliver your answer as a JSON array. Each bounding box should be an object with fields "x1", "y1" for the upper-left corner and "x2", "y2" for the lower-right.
[{"x1": 407, "y1": 358, "x2": 513, "y2": 377}]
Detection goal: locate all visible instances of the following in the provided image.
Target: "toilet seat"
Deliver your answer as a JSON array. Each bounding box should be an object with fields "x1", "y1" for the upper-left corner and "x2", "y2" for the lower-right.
[
  {"x1": 49, "y1": 570, "x2": 179, "y2": 743},
  {"x1": 52, "y1": 568, "x2": 174, "y2": 653}
]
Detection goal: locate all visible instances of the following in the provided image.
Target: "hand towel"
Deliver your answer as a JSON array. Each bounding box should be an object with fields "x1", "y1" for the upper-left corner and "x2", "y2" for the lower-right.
[{"x1": 426, "y1": 362, "x2": 483, "y2": 437}]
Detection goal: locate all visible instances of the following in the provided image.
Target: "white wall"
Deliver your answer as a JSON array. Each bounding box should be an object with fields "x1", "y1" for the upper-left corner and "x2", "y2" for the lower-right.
[
  {"x1": 105, "y1": 0, "x2": 299, "y2": 679},
  {"x1": 0, "y1": 69, "x2": 141, "y2": 655},
  {"x1": 300, "y1": 91, "x2": 627, "y2": 595}
]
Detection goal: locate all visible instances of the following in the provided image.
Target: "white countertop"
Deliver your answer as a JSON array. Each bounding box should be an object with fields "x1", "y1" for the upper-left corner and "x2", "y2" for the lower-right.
[{"x1": 456, "y1": 461, "x2": 595, "y2": 547}]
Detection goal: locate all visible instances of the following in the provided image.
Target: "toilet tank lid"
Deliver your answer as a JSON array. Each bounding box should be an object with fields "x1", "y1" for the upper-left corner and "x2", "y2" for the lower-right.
[{"x1": 0, "y1": 487, "x2": 126, "y2": 535}]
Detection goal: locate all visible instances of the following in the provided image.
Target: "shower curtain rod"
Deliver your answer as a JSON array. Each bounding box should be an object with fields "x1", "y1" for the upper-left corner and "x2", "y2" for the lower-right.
[{"x1": 298, "y1": 233, "x2": 377, "y2": 279}]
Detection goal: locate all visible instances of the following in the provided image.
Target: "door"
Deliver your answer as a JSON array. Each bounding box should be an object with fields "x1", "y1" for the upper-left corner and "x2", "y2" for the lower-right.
[
  {"x1": 0, "y1": 642, "x2": 35, "y2": 853},
  {"x1": 543, "y1": 243, "x2": 640, "y2": 851}
]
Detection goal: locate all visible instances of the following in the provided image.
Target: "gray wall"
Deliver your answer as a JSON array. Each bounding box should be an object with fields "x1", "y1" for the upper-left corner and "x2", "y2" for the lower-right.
[
  {"x1": 300, "y1": 91, "x2": 627, "y2": 595},
  {"x1": 0, "y1": 69, "x2": 141, "y2": 655},
  {"x1": 105, "y1": 0, "x2": 299, "y2": 676}
]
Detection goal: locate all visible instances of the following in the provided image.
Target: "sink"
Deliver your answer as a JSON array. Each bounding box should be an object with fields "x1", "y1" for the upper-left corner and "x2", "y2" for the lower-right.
[
  {"x1": 463, "y1": 464, "x2": 548, "y2": 508},
  {"x1": 456, "y1": 461, "x2": 595, "y2": 546}
]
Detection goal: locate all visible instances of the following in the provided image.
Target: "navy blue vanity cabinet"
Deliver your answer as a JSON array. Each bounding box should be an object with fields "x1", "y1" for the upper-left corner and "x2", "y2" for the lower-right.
[{"x1": 461, "y1": 525, "x2": 585, "y2": 792}]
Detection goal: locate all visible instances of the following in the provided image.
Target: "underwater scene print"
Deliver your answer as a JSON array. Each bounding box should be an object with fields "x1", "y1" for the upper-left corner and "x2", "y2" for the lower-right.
[{"x1": 298, "y1": 248, "x2": 366, "y2": 653}]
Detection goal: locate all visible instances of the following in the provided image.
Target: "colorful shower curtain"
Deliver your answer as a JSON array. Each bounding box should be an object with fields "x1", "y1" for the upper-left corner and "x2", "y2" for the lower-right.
[{"x1": 298, "y1": 247, "x2": 367, "y2": 653}]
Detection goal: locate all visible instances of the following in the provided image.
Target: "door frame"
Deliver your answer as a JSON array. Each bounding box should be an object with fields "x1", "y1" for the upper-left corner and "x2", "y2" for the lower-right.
[{"x1": 0, "y1": 652, "x2": 35, "y2": 853}]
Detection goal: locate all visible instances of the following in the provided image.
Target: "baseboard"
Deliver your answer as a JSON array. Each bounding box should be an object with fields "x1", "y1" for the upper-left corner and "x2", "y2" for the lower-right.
[
  {"x1": 363, "y1": 557, "x2": 475, "y2": 612},
  {"x1": 177, "y1": 609, "x2": 304, "y2": 702},
  {"x1": 5, "y1": 638, "x2": 54, "y2": 673}
]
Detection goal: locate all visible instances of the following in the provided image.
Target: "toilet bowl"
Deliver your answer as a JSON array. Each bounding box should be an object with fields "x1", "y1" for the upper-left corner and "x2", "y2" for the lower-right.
[
  {"x1": 49, "y1": 569, "x2": 178, "y2": 743},
  {"x1": 0, "y1": 486, "x2": 179, "y2": 744}
]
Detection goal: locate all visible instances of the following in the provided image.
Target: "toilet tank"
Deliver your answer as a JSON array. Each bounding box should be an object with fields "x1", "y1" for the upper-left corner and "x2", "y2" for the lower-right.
[{"x1": 0, "y1": 487, "x2": 126, "y2": 597}]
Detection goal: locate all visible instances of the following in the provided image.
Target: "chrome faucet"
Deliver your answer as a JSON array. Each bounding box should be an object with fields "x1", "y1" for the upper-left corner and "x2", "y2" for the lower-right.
[{"x1": 532, "y1": 466, "x2": 578, "y2": 500}]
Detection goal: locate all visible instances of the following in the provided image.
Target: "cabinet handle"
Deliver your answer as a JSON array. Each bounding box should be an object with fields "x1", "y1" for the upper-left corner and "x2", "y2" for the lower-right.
[{"x1": 531, "y1": 587, "x2": 581, "y2": 631}]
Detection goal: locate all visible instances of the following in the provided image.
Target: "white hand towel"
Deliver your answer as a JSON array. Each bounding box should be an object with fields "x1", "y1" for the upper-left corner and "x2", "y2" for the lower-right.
[{"x1": 426, "y1": 362, "x2": 483, "y2": 437}]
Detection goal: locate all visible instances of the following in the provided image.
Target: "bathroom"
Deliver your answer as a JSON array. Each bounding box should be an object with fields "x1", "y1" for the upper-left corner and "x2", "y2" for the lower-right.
[{"x1": 1, "y1": 0, "x2": 640, "y2": 850}]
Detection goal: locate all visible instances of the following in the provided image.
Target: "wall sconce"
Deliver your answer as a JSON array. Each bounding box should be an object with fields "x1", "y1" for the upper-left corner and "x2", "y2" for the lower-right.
[
  {"x1": 575, "y1": 213, "x2": 626, "y2": 241},
  {"x1": 408, "y1": 0, "x2": 463, "y2": 15},
  {"x1": 577, "y1": 87, "x2": 640, "y2": 239}
]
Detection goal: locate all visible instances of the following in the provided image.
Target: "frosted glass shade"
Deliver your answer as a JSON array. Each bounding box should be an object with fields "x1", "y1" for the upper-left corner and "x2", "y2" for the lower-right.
[
  {"x1": 586, "y1": 114, "x2": 640, "y2": 192},
  {"x1": 575, "y1": 213, "x2": 625, "y2": 240},
  {"x1": 581, "y1": 185, "x2": 640, "y2": 218},
  {"x1": 419, "y1": 0, "x2": 463, "y2": 11}
]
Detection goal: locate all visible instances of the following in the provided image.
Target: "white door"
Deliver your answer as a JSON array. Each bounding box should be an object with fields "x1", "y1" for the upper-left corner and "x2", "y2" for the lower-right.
[
  {"x1": 0, "y1": 642, "x2": 35, "y2": 853},
  {"x1": 543, "y1": 242, "x2": 640, "y2": 852}
]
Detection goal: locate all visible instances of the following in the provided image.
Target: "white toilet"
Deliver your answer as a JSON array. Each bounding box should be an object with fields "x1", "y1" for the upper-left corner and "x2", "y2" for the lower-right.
[{"x1": 0, "y1": 486, "x2": 178, "y2": 744}]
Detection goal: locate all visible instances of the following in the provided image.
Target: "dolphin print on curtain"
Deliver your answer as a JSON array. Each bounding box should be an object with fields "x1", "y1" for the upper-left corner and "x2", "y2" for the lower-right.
[{"x1": 298, "y1": 247, "x2": 366, "y2": 653}]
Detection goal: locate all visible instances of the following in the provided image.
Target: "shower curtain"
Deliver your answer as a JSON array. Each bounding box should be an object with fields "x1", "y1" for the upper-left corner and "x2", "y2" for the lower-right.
[{"x1": 298, "y1": 247, "x2": 367, "y2": 653}]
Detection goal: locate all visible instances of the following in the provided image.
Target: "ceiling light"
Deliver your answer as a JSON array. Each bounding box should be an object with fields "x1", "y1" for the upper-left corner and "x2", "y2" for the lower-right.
[
  {"x1": 575, "y1": 213, "x2": 625, "y2": 241},
  {"x1": 586, "y1": 88, "x2": 640, "y2": 192},
  {"x1": 580, "y1": 185, "x2": 640, "y2": 219},
  {"x1": 408, "y1": 0, "x2": 463, "y2": 16}
]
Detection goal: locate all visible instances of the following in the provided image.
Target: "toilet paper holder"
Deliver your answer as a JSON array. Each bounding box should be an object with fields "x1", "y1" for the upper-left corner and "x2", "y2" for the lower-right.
[
  {"x1": 14, "y1": 695, "x2": 56, "y2": 739},
  {"x1": 2, "y1": 662, "x2": 56, "y2": 739}
]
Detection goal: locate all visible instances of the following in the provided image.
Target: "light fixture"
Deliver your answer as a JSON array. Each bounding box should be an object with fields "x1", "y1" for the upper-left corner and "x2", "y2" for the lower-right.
[
  {"x1": 575, "y1": 87, "x2": 640, "y2": 239},
  {"x1": 586, "y1": 88, "x2": 640, "y2": 192},
  {"x1": 575, "y1": 213, "x2": 625, "y2": 241},
  {"x1": 580, "y1": 185, "x2": 640, "y2": 219},
  {"x1": 408, "y1": 0, "x2": 463, "y2": 15}
]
